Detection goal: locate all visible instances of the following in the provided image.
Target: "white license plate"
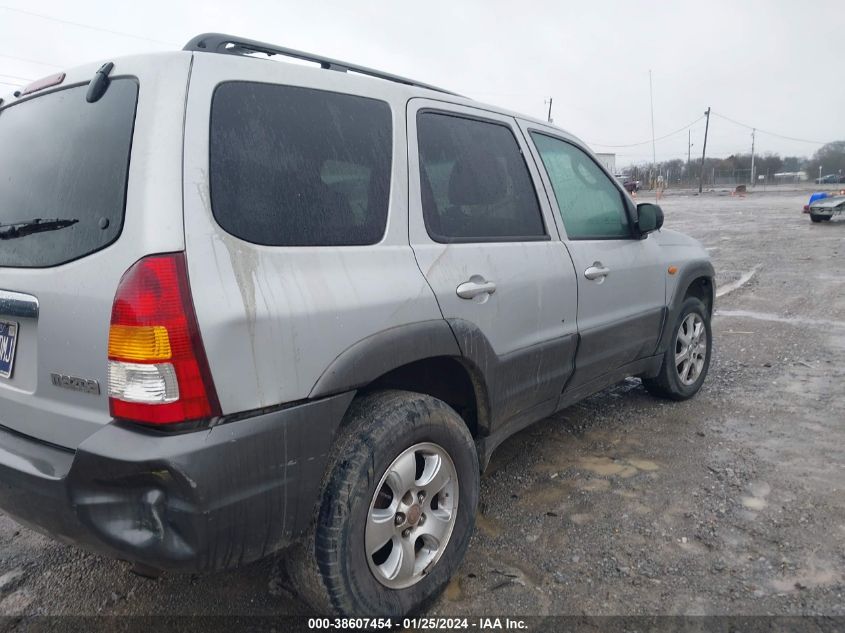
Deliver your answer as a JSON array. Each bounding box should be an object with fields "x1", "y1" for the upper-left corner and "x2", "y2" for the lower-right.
[{"x1": 0, "y1": 320, "x2": 19, "y2": 379}]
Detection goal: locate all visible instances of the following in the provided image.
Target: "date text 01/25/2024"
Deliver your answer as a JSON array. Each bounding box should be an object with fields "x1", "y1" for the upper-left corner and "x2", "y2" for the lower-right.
[{"x1": 307, "y1": 617, "x2": 528, "y2": 630}]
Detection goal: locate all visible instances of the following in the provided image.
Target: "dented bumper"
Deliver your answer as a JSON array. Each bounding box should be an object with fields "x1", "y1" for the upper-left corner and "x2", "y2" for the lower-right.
[{"x1": 0, "y1": 392, "x2": 353, "y2": 571}]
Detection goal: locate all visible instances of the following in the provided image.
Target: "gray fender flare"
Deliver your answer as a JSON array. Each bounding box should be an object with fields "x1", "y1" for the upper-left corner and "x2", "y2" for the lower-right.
[
  {"x1": 308, "y1": 320, "x2": 463, "y2": 398},
  {"x1": 656, "y1": 259, "x2": 716, "y2": 354}
]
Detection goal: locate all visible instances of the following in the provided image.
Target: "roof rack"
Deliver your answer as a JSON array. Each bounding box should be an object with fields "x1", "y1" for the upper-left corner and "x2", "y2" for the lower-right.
[{"x1": 183, "y1": 33, "x2": 460, "y2": 96}]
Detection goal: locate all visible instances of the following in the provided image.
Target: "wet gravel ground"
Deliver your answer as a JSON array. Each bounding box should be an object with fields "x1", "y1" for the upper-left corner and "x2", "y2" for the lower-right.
[{"x1": 1, "y1": 189, "x2": 844, "y2": 619}]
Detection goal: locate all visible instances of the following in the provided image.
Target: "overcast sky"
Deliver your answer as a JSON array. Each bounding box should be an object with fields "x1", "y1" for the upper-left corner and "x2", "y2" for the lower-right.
[{"x1": 1, "y1": 0, "x2": 843, "y2": 167}]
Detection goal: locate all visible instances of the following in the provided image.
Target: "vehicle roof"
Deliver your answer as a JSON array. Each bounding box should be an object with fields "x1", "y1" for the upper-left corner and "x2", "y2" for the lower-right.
[
  {"x1": 1, "y1": 46, "x2": 587, "y2": 149},
  {"x1": 0, "y1": 51, "x2": 191, "y2": 108}
]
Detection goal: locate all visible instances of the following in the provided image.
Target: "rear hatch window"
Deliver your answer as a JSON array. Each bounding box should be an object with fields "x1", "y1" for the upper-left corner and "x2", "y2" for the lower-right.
[{"x1": 0, "y1": 79, "x2": 138, "y2": 267}]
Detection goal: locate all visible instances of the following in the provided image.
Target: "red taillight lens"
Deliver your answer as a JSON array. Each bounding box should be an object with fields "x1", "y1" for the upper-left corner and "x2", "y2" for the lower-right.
[{"x1": 108, "y1": 253, "x2": 221, "y2": 425}]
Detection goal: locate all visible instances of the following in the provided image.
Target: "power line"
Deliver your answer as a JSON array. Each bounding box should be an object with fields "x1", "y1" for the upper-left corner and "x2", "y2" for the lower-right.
[
  {"x1": 0, "y1": 52, "x2": 62, "y2": 68},
  {"x1": 588, "y1": 115, "x2": 704, "y2": 148},
  {"x1": 711, "y1": 111, "x2": 827, "y2": 145},
  {"x1": 0, "y1": 5, "x2": 176, "y2": 47},
  {"x1": 0, "y1": 72, "x2": 34, "y2": 82}
]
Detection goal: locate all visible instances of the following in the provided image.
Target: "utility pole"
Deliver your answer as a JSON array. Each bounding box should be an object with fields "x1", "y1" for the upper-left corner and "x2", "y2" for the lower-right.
[
  {"x1": 687, "y1": 130, "x2": 693, "y2": 186},
  {"x1": 750, "y1": 128, "x2": 756, "y2": 187},
  {"x1": 698, "y1": 107, "x2": 711, "y2": 194},
  {"x1": 649, "y1": 70, "x2": 656, "y2": 187},
  {"x1": 545, "y1": 97, "x2": 553, "y2": 123}
]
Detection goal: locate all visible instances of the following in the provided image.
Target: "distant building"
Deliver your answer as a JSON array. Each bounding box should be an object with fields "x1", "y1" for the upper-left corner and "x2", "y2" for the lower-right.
[
  {"x1": 773, "y1": 171, "x2": 808, "y2": 182},
  {"x1": 595, "y1": 152, "x2": 616, "y2": 175}
]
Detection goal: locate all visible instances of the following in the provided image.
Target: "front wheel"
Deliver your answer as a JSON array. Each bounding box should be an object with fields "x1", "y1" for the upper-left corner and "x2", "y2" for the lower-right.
[
  {"x1": 643, "y1": 297, "x2": 712, "y2": 400},
  {"x1": 810, "y1": 213, "x2": 824, "y2": 223},
  {"x1": 287, "y1": 390, "x2": 479, "y2": 617}
]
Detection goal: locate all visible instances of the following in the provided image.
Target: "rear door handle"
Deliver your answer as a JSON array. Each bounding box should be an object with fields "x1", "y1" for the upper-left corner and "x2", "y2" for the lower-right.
[
  {"x1": 456, "y1": 276, "x2": 497, "y2": 299},
  {"x1": 584, "y1": 263, "x2": 611, "y2": 280}
]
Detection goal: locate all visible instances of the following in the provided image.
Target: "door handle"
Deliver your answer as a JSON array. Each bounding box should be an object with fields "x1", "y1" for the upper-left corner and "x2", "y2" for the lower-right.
[
  {"x1": 584, "y1": 263, "x2": 611, "y2": 280},
  {"x1": 456, "y1": 277, "x2": 497, "y2": 299}
]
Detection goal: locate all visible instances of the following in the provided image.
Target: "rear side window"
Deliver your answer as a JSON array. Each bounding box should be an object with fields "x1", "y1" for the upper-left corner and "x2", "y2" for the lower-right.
[
  {"x1": 0, "y1": 79, "x2": 138, "y2": 268},
  {"x1": 530, "y1": 132, "x2": 631, "y2": 240},
  {"x1": 417, "y1": 112, "x2": 546, "y2": 243},
  {"x1": 210, "y1": 82, "x2": 392, "y2": 246}
]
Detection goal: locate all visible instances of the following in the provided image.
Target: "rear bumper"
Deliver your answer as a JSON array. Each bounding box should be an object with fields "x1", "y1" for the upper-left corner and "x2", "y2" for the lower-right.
[{"x1": 0, "y1": 392, "x2": 354, "y2": 572}]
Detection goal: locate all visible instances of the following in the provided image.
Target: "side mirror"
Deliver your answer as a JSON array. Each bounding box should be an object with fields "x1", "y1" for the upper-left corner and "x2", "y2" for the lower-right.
[{"x1": 636, "y1": 203, "x2": 664, "y2": 235}]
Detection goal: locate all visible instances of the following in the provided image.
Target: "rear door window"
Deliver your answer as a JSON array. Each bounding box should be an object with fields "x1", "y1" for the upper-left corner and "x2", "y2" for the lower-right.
[
  {"x1": 416, "y1": 112, "x2": 546, "y2": 242},
  {"x1": 0, "y1": 79, "x2": 138, "y2": 268},
  {"x1": 209, "y1": 82, "x2": 392, "y2": 246}
]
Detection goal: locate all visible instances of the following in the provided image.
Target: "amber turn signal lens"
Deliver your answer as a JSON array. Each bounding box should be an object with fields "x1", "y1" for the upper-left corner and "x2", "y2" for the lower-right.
[
  {"x1": 108, "y1": 325, "x2": 172, "y2": 361},
  {"x1": 668, "y1": 266, "x2": 678, "y2": 275}
]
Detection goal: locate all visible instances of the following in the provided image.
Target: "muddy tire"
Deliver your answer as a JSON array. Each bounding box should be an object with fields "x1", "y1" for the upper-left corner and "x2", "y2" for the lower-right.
[
  {"x1": 643, "y1": 297, "x2": 712, "y2": 401},
  {"x1": 287, "y1": 390, "x2": 479, "y2": 617}
]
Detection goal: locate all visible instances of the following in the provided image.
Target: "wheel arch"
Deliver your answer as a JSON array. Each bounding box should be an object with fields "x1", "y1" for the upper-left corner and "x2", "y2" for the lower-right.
[
  {"x1": 684, "y1": 275, "x2": 714, "y2": 317},
  {"x1": 309, "y1": 320, "x2": 491, "y2": 439},
  {"x1": 656, "y1": 260, "x2": 715, "y2": 354}
]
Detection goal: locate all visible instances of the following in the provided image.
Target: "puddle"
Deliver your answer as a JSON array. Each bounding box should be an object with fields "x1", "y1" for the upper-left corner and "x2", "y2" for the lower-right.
[
  {"x1": 444, "y1": 576, "x2": 463, "y2": 601},
  {"x1": 770, "y1": 568, "x2": 840, "y2": 593},
  {"x1": 476, "y1": 513, "x2": 503, "y2": 538},
  {"x1": 569, "y1": 513, "x2": 593, "y2": 525},
  {"x1": 0, "y1": 590, "x2": 33, "y2": 614},
  {"x1": 578, "y1": 478, "x2": 611, "y2": 492},
  {"x1": 741, "y1": 480, "x2": 771, "y2": 512},
  {"x1": 716, "y1": 266, "x2": 759, "y2": 298},
  {"x1": 627, "y1": 459, "x2": 660, "y2": 472},
  {"x1": 716, "y1": 309, "x2": 845, "y2": 329},
  {"x1": 613, "y1": 489, "x2": 639, "y2": 499},
  {"x1": 741, "y1": 496, "x2": 767, "y2": 511},
  {"x1": 578, "y1": 457, "x2": 629, "y2": 476},
  {"x1": 521, "y1": 481, "x2": 573, "y2": 507},
  {"x1": 748, "y1": 481, "x2": 771, "y2": 498},
  {"x1": 631, "y1": 502, "x2": 653, "y2": 515},
  {"x1": 577, "y1": 456, "x2": 657, "y2": 478}
]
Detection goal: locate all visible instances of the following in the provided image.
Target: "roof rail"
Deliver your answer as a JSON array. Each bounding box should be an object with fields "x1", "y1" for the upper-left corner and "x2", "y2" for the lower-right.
[{"x1": 183, "y1": 33, "x2": 460, "y2": 96}]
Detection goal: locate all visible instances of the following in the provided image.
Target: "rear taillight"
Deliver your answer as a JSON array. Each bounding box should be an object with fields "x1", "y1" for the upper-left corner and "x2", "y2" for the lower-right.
[{"x1": 107, "y1": 253, "x2": 221, "y2": 425}]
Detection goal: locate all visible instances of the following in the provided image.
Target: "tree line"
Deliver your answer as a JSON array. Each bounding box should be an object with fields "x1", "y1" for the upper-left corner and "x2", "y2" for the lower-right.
[{"x1": 624, "y1": 140, "x2": 845, "y2": 185}]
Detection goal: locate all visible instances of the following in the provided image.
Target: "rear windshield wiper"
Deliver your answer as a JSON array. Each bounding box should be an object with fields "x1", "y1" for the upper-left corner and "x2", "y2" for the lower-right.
[{"x1": 0, "y1": 218, "x2": 79, "y2": 240}]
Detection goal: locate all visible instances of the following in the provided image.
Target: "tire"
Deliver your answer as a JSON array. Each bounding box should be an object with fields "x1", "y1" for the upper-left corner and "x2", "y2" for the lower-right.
[
  {"x1": 287, "y1": 390, "x2": 479, "y2": 617},
  {"x1": 810, "y1": 213, "x2": 823, "y2": 223},
  {"x1": 643, "y1": 297, "x2": 712, "y2": 401}
]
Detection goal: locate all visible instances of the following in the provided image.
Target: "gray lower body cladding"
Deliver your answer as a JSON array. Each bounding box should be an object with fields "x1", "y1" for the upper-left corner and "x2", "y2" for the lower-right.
[{"x1": 0, "y1": 391, "x2": 354, "y2": 571}]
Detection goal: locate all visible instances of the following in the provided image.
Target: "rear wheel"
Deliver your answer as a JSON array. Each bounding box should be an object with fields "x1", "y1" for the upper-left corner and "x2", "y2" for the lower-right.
[
  {"x1": 643, "y1": 297, "x2": 712, "y2": 400},
  {"x1": 287, "y1": 390, "x2": 479, "y2": 617}
]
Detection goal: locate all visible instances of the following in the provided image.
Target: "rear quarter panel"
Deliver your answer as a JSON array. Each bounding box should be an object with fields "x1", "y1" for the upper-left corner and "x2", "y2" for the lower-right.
[{"x1": 182, "y1": 55, "x2": 444, "y2": 414}]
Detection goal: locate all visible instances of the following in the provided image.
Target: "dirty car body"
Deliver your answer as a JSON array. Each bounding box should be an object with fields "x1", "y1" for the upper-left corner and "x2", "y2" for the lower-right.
[{"x1": 0, "y1": 34, "x2": 715, "y2": 612}]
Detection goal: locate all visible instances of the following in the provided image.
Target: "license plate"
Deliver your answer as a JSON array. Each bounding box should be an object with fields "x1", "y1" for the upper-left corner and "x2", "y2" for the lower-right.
[{"x1": 0, "y1": 320, "x2": 19, "y2": 379}]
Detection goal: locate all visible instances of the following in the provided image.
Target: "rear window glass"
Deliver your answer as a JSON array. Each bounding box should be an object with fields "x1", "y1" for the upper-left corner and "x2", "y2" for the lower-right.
[
  {"x1": 0, "y1": 79, "x2": 138, "y2": 268},
  {"x1": 209, "y1": 82, "x2": 392, "y2": 246}
]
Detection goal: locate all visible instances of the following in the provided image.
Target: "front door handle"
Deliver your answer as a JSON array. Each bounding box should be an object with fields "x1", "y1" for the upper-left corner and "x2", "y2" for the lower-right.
[
  {"x1": 584, "y1": 263, "x2": 611, "y2": 280},
  {"x1": 456, "y1": 276, "x2": 497, "y2": 299}
]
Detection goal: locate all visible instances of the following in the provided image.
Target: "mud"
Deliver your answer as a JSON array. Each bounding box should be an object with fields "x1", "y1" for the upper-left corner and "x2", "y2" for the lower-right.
[{"x1": 1, "y1": 190, "x2": 843, "y2": 617}]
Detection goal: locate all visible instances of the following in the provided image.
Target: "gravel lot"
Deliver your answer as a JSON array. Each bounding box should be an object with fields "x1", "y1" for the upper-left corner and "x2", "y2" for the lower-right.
[{"x1": 1, "y1": 189, "x2": 844, "y2": 620}]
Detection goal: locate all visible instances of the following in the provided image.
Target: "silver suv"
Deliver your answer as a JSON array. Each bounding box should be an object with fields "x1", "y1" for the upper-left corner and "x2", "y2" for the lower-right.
[{"x1": 0, "y1": 34, "x2": 714, "y2": 617}]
